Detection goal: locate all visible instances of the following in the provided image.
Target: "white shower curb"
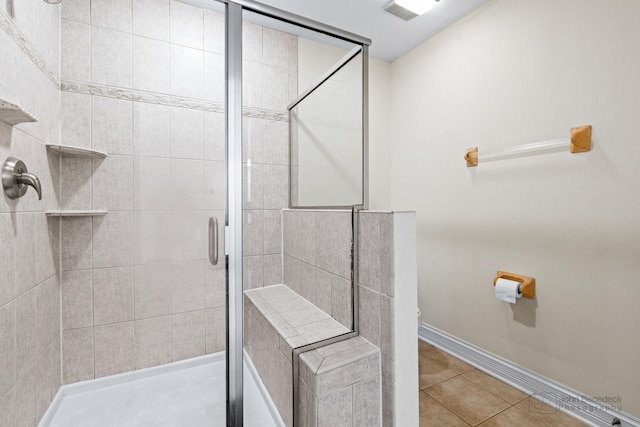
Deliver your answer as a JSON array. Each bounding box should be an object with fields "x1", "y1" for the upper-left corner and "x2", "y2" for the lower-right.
[{"x1": 38, "y1": 351, "x2": 284, "y2": 427}]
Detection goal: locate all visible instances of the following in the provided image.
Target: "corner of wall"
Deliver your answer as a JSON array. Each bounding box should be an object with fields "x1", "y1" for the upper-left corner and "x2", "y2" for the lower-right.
[{"x1": 391, "y1": 211, "x2": 418, "y2": 427}]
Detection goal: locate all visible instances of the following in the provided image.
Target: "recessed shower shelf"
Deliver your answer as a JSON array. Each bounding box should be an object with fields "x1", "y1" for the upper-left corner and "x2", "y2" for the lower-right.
[
  {"x1": 46, "y1": 144, "x2": 108, "y2": 159},
  {"x1": 46, "y1": 210, "x2": 108, "y2": 217}
]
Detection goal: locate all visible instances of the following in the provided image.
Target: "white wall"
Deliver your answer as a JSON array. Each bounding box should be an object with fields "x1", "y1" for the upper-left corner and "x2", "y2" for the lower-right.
[
  {"x1": 297, "y1": 38, "x2": 391, "y2": 209},
  {"x1": 368, "y1": 55, "x2": 391, "y2": 211},
  {"x1": 295, "y1": 51, "x2": 363, "y2": 207},
  {"x1": 389, "y1": 0, "x2": 640, "y2": 417}
]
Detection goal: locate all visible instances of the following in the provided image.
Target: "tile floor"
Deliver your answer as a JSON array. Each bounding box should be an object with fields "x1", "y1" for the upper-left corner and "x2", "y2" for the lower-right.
[{"x1": 418, "y1": 340, "x2": 588, "y2": 427}]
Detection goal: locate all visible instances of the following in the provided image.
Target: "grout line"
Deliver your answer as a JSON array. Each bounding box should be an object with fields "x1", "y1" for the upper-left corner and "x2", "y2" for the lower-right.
[
  {"x1": 419, "y1": 370, "x2": 463, "y2": 392},
  {"x1": 422, "y1": 375, "x2": 560, "y2": 427},
  {"x1": 418, "y1": 332, "x2": 603, "y2": 426},
  {"x1": 518, "y1": 402, "x2": 565, "y2": 427},
  {"x1": 460, "y1": 370, "x2": 533, "y2": 408},
  {"x1": 475, "y1": 405, "x2": 516, "y2": 426},
  {"x1": 57, "y1": 207, "x2": 63, "y2": 388},
  {"x1": 421, "y1": 386, "x2": 477, "y2": 427},
  {"x1": 419, "y1": 389, "x2": 473, "y2": 426},
  {"x1": 511, "y1": 405, "x2": 557, "y2": 427},
  {"x1": 91, "y1": 215, "x2": 96, "y2": 381},
  {"x1": 419, "y1": 344, "x2": 544, "y2": 426},
  {"x1": 514, "y1": 394, "x2": 530, "y2": 404}
]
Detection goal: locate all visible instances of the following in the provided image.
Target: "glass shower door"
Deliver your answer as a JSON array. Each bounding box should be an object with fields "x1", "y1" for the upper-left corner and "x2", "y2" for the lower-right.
[
  {"x1": 50, "y1": 0, "x2": 368, "y2": 425},
  {"x1": 50, "y1": 0, "x2": 231, "y2": 426},
  {"x1": 238, "y1": 6, "x2": 368, "y2": 427},
  {"x1": 237, "y1": 7, "x2": 298, "y2": 426},
  {"x1": 220, "y1": 2, "x2": 370, "y2": 426}
]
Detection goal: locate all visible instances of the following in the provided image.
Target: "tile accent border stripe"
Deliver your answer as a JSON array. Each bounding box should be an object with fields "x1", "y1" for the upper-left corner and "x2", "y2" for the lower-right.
[
  {"x1": 60, "y1": 80, "x2": 290, "y2": 122},
  {"x1": 0, "y1": 9, "x2": 59, "y2": 86},
  {"x1": 419, "y1": 322, "x2": 640, "y2": 427}
]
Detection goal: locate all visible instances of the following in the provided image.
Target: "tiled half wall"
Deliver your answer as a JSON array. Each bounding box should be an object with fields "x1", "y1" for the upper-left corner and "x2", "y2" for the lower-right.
[
  {"x1": 278, "y1": 209, "x2": 419, "y2": 426},
  {"x1": 282, "y1": 209, "x2": 353, "y2": 328}
]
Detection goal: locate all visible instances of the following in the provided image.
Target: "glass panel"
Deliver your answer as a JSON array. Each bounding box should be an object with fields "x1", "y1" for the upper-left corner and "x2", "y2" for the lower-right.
[
  {"x1": 50, "y1": 0, "x2": 229, "y2": 426},
  {"x1": 241, "y1": 9, "x2": 363, "y2": 427},
  {"x1": 290, "y1": 49, "x2": 364, "y2": 208},
  {"x1": 240, "y1": 10, "x2": 300, "y2": 426}
]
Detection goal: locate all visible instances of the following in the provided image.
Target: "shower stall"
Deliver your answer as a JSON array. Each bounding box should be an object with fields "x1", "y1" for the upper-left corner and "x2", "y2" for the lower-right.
[{"x1": 29, "y1": 0, "x2": 370, "y2": 426}]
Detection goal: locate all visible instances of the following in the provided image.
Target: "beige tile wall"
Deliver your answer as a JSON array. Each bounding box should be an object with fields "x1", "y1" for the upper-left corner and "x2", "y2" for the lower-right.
[
  {"x1": 283, "y1": 210, "x2": 397, "y2": 426},
  {"x1": 357, "y1": 211, "x2": 396, "y2": 426},
  {"x1": 242, "y1": 22, "x2": 296, "y2": 291},
  {"x1": 0, "y1": 2, "x2": 62, "y2": 426},
  {"x1": 282, "y1": 209, "x2": 353, "y2": 328},
  {"x1": 59, "y1": 0, "x2": 295, "y2": 384},
  {"x1": 58, "y1": 0, "x2": 226, "y2": 384},
  {"x1": 299, "y1": 336, "x2": 381, "y2": 427}
]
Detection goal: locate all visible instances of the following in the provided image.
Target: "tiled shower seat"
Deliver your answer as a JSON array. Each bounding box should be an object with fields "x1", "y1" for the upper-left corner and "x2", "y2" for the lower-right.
[{"x1": 244, "y1": 284, "x2": 381, "y2": 427}]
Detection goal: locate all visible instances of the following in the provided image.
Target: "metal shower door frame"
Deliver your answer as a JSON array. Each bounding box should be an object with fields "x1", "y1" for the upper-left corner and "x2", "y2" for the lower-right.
[
  {"x1": 225, "y1": 4, "x2": 244, "y2": 426},
  {"x1": 222, "y1": 1, "x2": 371, "y2": 426}
]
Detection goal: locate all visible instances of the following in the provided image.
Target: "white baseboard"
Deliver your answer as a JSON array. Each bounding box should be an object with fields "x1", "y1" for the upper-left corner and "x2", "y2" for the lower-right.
[{"x1": 419, "y1": 323, "x2": 639, "y2": 427}]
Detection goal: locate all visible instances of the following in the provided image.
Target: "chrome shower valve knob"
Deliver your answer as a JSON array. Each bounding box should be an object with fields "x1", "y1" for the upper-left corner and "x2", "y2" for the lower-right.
[{"x1": 2, "y1": 157, "x2": 42, "y2": 200}]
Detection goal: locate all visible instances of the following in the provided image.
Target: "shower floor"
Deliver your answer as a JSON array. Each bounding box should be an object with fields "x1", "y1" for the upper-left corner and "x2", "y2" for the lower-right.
[{"x1": 44, "y1": 353, "x2": 282, "y2": 427}]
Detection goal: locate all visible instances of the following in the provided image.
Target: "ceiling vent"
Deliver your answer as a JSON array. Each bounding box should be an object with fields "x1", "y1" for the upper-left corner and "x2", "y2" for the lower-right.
[
  {"x1": 383, "y1": 0, "x2": 440, "y2": 21},
  {"x1": 383, "y1": 1, "x2": 418, "y2": 21}
]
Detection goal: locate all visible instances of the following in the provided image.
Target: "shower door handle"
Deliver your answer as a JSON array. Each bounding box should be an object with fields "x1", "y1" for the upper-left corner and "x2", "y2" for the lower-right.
[{"x1": 209, "y1": 217, "x2": 219, "y2": 265}]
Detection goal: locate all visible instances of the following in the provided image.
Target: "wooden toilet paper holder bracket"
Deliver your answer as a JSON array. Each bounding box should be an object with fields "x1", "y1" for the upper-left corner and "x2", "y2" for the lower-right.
[{"x1": 493, "y1": 271, "x2": 536, "y2": 299}]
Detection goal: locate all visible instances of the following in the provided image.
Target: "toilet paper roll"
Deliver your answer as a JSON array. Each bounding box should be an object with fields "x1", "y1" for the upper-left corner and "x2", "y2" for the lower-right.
[{"x1": 495, "y1": 278, "x2": 522, "y2": 304}]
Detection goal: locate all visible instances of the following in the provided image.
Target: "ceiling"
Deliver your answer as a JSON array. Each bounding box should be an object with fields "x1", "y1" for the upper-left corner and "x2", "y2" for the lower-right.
[{"x1": 254, "y1": 0, "x2": 490, "y2": 62}]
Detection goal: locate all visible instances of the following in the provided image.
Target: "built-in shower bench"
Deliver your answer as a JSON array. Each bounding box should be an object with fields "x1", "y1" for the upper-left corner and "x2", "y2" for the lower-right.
[{"x1": 244, "y1": 284, "x2": 381, "y2": 427}]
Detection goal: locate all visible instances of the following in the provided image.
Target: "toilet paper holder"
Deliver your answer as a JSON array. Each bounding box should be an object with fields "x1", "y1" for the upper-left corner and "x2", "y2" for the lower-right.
[{"x1": 493, "y1": 271, "x2": 536, "y2": 299}]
